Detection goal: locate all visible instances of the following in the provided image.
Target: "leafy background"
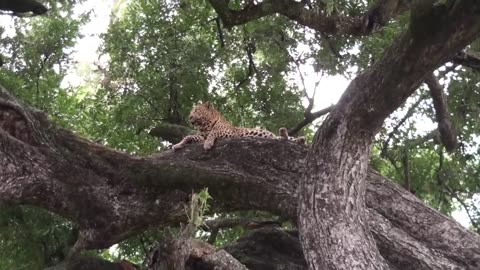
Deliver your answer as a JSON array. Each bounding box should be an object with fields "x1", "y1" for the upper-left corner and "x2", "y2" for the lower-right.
[{"x1": 0, "y1": 0, "x2": 479, "y2": 269}]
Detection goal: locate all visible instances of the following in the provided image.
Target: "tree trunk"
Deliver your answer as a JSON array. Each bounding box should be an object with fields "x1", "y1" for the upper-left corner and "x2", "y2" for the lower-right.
[
  {"x1": 1, "y1": 84, "x2": 479, "y2": 269},
  {"x1": 297, "y1": 2, "x2": 480, "y2": 269}
]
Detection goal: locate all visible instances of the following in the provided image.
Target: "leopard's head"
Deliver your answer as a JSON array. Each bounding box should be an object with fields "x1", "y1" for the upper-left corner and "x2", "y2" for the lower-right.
[{"x1": 188, "y1": 101, "x2": 221, "y2": 132}]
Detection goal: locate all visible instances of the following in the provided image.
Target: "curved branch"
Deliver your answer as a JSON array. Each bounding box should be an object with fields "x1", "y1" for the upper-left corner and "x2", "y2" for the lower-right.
[{"x1": 208, "y1": 0, "x2": 411, "y2": 36}]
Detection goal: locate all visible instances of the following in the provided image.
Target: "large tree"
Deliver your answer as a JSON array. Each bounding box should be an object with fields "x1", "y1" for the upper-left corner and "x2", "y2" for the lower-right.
[{"x1": 1, "y1": 0, "x2": 480, "y2": 269}]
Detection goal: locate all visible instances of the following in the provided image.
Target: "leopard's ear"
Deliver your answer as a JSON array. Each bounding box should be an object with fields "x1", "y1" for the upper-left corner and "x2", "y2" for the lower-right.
[{"x1": 203, "y1": 101, "x2": 212, "y2": 108}]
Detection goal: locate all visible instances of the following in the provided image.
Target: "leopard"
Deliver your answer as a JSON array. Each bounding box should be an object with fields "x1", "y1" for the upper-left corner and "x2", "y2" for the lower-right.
[{"x1": 172, "y1": 101, "x2": 305, "y2": 151}]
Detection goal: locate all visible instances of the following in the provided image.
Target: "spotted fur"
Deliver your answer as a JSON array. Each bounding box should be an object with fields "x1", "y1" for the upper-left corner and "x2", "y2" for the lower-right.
[{"x1": 172, "y1": 101, "x2": 305, "y2": 151}]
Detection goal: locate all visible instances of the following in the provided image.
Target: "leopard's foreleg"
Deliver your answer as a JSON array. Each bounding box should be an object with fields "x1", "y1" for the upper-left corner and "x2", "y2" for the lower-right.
[{"x1": 172, "y1": 134, "x2": 205, "y2": 150}]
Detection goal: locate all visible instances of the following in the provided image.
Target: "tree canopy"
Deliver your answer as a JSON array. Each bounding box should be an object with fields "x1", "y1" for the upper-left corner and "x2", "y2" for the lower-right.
[{"x1": 1, "y1": 0, "x2": 480, "y2": 269}]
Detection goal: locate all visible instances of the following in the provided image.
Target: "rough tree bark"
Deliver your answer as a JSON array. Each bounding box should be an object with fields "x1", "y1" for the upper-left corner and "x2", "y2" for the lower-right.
[{"x1": 1, "y1": 84, "x2": 480, "y2": 269}]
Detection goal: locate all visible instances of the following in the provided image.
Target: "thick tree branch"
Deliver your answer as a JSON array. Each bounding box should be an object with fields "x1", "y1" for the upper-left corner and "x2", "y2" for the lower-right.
[
  {"x1": 1, "y1": 85, "x2": 480, "y2": 269},
  {"x1": 224, "y1": 228, "x2": 307, "y2": 270},
  {"x1": 425, "y1": 73, "x2": 457, "y2": 152},
  {"x1": 208, "y1": 0, "x2": 410, "y2": 36},
  {"x1": 0, "y1": 0, "x2": 48, "y2": 15},
  {"x1": 226, "y1": 224, "x2": 464, "y2": 270}
]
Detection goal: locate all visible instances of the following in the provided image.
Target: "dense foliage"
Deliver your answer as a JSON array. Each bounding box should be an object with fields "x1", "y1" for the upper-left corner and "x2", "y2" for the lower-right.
[{"x1": 1, "y1": 0, "x2": 480, "y2": 269}]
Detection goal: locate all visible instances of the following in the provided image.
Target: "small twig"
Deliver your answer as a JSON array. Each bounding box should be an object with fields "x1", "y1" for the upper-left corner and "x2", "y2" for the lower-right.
[
  {"x1": 35, "y1": 54, "x2": 50, "y2": 107},
  {"x1": 381, "y1": 149, "x2": 403, "y2": 177},
  {"x1": 235, "y1": 35, "x2": 257, "y2": 90},
  {"x1": 287, "y1": 52, "x2": 327, "y2": 135},
  {"x1": 448, "y1": 188, "x2": 479, "y2": 228},
  {"x1": 323, "y1": 34, "x2": 344, "y2": 59},
  {"x1": 381, "y1": 93, "x2": 427, "y2": 157},
  {"x1": 401, "y1": 148, "x2": 411, "y2": 193},
  {"x1": 292, "y1": 52, "x2": 318, "y2": 112}
]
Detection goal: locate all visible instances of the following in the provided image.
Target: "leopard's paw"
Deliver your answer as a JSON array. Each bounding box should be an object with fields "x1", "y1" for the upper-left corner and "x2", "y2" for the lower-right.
[
  {"x1": 203, "y1": 141, "x2": 214, "y2": 151},
  {"x1": 295, "y1": 136, "x2": 306, "y2": 145},
  {"x1": 172, "y1": 143, "x2": 184, "y2": 151}
]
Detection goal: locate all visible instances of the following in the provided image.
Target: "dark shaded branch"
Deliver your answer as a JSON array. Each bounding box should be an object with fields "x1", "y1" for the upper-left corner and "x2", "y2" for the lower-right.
[
  {"x1": 224, "y1": 228, "x2": 307, "y2": 270},
  {"x1": 225, "y1": 225, "x2": 461, "y2": 270},
  {"x1": 146, "y1": 237, "x2": 248, "y2": 270},
  {"x1": 425, "y1": 73, "x2": 457, "y2": 152},
  {"x1": 452, "y1": 50, "x2": 480, "y2": 71},
  {"x1": 0, "y1": 0, "x2": 48, "y2": 15},
  {"x1": 203, "y1": 217, "x2": 281, "y2": 245},
  {"x1": 287, "y1": 105, "x2": 334, "y2": 136},
  {"x1": 214, "y1": 17, "x2": 225, "y2": 47},
  {"x1": 235, "y1": 37, "x2": 257, "y2": 91},
  {"x1": 208, "y1": 0, "x2": 411, "y2": 36},
  {"x1": 46, "y1": 255, "x2": 137, "y2": 270}
]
